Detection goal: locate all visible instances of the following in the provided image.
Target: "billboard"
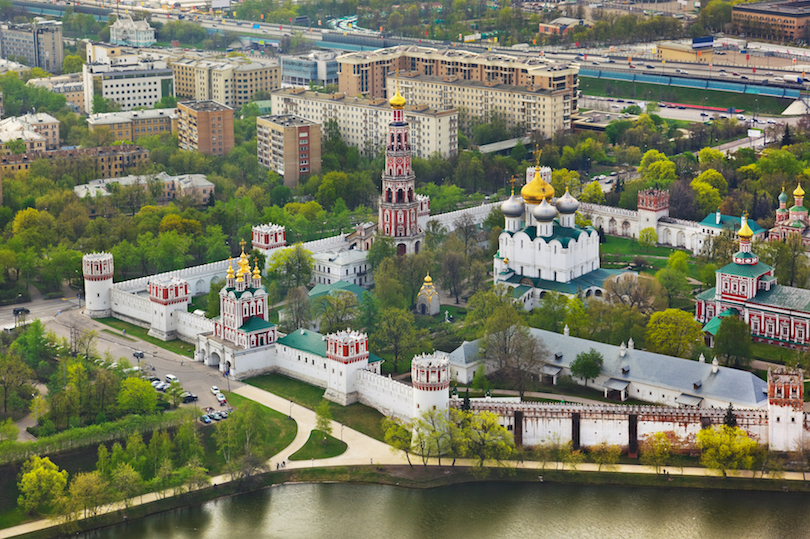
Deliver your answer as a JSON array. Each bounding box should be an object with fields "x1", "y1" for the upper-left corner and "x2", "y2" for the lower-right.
[
  {"x1": 211, "y1": 0, "x2": 229, "y2": 9},
  {"x1": 692, "y1": 36, "x2": 713, "y2": 49}
]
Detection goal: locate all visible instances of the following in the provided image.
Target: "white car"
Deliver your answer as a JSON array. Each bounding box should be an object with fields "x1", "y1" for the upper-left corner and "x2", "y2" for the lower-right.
[
  {"x1": 216, "y1": 393, "x2": 227, "y2": 403},
  {"x1": 211, "y1": 386, "x2": 220, "y2": 394}
]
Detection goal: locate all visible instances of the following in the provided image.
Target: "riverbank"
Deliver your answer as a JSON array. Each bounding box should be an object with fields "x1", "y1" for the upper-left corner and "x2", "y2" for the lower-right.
[{"x1": 7, "y1": 463, "x2": 810, "y2": 539}]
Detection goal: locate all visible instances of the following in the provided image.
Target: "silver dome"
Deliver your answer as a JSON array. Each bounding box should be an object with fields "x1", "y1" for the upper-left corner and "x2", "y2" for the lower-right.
[
  {"x1": 500, "y1": 193, "x2": 524, "y2": 218},
  {"x1": 555, "y1": 189, "x2": 580, "y2": 214},
  {"x1": 533, "y1": 198, "x2": 557, "y2": 222}
]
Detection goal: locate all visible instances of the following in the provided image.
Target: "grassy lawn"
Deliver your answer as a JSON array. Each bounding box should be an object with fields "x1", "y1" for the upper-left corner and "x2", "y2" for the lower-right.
[
  {"x1": 750, "y1": 341, "x2": 794, "y2": 364},
  {"x1": 580, "y1": 77, "x2": 791, "y2": 115},
  {"x1": 289, "y1": 430, "x2": 347, "y2": 461},
  {"x1": 102, "y1": 328, "x2": 136, "y2": 342},
  {"x1": 601, "y1": 235, "x2": 687, "y2": 258},
  {"x1": 221, "y1": 391, "x2": 298, "y2": 459},
  {"x1": 245, "y1": 374, "x2": 387, "y2": 442},
  {"x1": 96, "y1": 318, "x2": 194, "y2": 358}
]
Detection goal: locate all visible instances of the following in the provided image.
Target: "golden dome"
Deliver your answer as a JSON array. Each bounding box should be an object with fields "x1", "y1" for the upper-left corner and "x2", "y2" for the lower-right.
[
  {"x1": 520, "y1": 169, "x2": 555, "y2": 204},
  {"x1": 226, "y1": 259, "x2": 234, "y2": 279},
  {"x1": 252, "y1": 262, "x2": 261, "y2": 279},
  {"x1": 389, "y1": 87, "x2": 406, "y2": 109},
  {"x1": 795, "y1": 182, "x2": 805, "y2": 198},
  {"x1": 738, "y1": 215, "x2": 754, "y2": 240},
  {"x1": 424, "y1": 273, "x2": 433, "y2": 285}
]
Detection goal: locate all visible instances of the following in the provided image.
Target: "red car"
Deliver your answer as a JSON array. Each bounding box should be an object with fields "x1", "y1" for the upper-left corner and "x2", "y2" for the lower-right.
[{"x1": 629, "y1": 64, "x2": 636, "y2": 69}]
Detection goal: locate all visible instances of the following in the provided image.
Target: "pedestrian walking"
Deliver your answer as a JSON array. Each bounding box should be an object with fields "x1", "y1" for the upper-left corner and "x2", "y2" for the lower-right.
[{"x1": 181, "y1": 360, "x2": 184, "y2": 366}]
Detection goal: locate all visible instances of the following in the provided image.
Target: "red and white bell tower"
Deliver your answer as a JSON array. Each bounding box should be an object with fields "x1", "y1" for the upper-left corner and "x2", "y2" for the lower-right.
[{"x1": 378, "y1": 77, "x2": 424, "y2": 255}]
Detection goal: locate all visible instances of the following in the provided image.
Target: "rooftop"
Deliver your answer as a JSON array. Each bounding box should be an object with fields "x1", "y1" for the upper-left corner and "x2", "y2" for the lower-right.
[
  {"x1": 87, "y1": 108, "x2": 177, "y2": 126},
  {"x1": 504, "y1": 268, "x2": 630, "y2": 295},
  {"x1": 259, "y1": 114, "x2": 318, "y2": 127},
  {"x1": 699, "y1": 213, "x2": 767, "y2": 235},
  {"x1": 748, "y1": 284, "x2": 810, "y2": 312},
  {"x1": 733, "y1": 0, "x2": 810, "y2": 15},
  {"x1": 450, "y1": 328, "x2": 768, "y2": 408},
  {"x1": 399, "y1": 72, "x2": 574, "y2": 95},
  {"x1": 271, "y1": 88, "x2": 454, "y2": 116},
  {"x1": 312, "y1": 249, "x2": 369, "y2": 265},
  {"x1": 179, "y1": 100, "x2": 233, "y2": 113}
]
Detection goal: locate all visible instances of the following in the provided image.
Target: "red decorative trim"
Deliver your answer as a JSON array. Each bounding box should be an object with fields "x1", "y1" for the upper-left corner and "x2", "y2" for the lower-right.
[
  {"x1": 84, "y1": 274, "x2": 113, "y2": 281},
  {"x1": 413, "y1": 382, "x2": 450, "y2": 391}
]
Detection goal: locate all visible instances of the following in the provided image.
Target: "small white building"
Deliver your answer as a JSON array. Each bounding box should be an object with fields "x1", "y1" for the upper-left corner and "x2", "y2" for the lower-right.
[
  {"x1": 311, "y1": 249, "x2": 372, "y2": 287},
  {"x1": 110, "y1": 16, "x2": 156, "y2": 47},
  {"x1": 83, "y1": 56, "x2": 174, "y2": 112}
]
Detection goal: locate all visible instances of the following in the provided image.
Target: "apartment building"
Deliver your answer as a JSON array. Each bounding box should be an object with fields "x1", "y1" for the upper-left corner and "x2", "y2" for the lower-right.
[
  {"x1": 732, "y1": 0, "x2": 810, "y2": 40},
  {"x1": 0, "y1": 145, "x2": 150, "y2": 176},
  {"x1": 256, "y1": 115, "x2": 321, "y2": 188},
  {"x1": 390, "y1": 67, "x2": 577, "y2": 137},
  {"x1": 74, "y1": 171, "x2": 214, "y2": 206},
  {"x1": 171, "y1": 57, "x2": 280, "y2": 109},
  {"x1": 27, "y1": 73, "x2": 86, "y2": 113},
  {"x1": 110, "y1": 16, "x2": 157, "y2": 47},
  {"x1": 338, "y1": 45, "x2": 578, "y2": 102},
  {"x1": 82, "y1": 56, "x2": 174, "y2": 112},
  {"x1": 270, "y1": 88, "x2": 458, "y2": 158},
  {"x1": 281, "y1": 50, "x2": 339, "y2": 87},
  {"x1": 176, "y1": 100, "x2": 234, "y2": 156},
  {"x1": 87, "y1": 108, "x2": 176, "y2": 143},
  {"x1": 0, "y1": 21, "x2": 64, "y2": 73},
  {"x1": 0, "y1": 112, "x2": 59, "y2": 152}
]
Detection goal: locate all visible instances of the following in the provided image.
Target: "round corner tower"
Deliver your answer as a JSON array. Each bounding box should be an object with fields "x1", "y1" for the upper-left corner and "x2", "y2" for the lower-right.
[
  {"x1": 411, "y1": 351, "x2": 450, "y2": 419},
  {"x1": 324, "y1": 329, "x2": 369, "y2": 406},
  {"x1": 83, "y1": 252, "x2": 114, "y2": 318}
]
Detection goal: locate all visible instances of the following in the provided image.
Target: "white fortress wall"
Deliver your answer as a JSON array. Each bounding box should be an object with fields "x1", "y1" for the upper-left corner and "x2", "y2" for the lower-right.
[
  {"x1": 176, "y1": 311, "x2": 215, "y2": 344},
  {"x1": 355, "y1": 370, "x2": 414, "y2": 421},
  {"x1": 110, "y1": 288, "x2": 151, "y2": 327},
  {"x1": 114, "y1": 259, "x2": 232, "y2": 295},
  {"x1": 274, "y1": 343, "x2": 330, "y2": 389},
  {"x1": 429, "y1": 202, "x2": 500, "y2": 232}
]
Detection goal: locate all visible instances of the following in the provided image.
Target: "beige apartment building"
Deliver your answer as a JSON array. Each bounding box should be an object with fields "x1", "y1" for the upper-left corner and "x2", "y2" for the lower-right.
[
  {"x1": 176, "y1": 100, "x2": 234, "y2": 156},
  {"x1": 0, "y1": 145, "x2": 150, "y2": 176},
  {"x1": 172, "y1": 57, "x2": 281, "y2": 109},
  {"x1": 87, "y1": 109, "x2": 176, "y2": 143},
  {"x1": 338, "y1": 45, "x2": 578, "y2": 100},
  {"x1": 27, "y1": 74, "x2": 86, "y2": 113},
  {"x1": 390, "y1": 69, "x2": 577, "y2": 138},
  {"x1": 270, "y1": 88, "x2": 458, "y2": 159},
  {"x1": 256, "y1": 115, "x2": 321, "y2": 188},
  {"x1": 0, "y1": 112, "x2": 60, "y2": 152}
]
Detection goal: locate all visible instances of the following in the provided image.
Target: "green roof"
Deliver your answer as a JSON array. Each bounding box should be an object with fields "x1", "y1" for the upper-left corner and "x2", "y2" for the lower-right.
[
  {"x1": 239, "y1": 316, "x2": 276, "y2": 333},
  {"x1": 510, "y1": 285, "x2": 531, "y2": 298},
  {"x1": 308, "y1": 280, "x2": 367, "y2": 303},
  {"x1": 701, "y1": 309, "x2": 738, "y2": 336},
  {"x1": 749, "y1": 284, "x2": 810, "y2": 312},
  {"x1": 369, "y1": 353, "x2": 383, "y2": 364},
  {"x1": 790, "y1": 205, "x2": 808, "y2": 213},
  {"x1": 698, "y1": 213, "x2": 766, "y2": 235},
  {"x1": 695, "y1": 287, "x2": 716, "y2": 301},
  {"x1": 277, "y1": 328, "x2": 327, "y2": 357},
  {"x1": 717, "y1": 260, "x2": 772, "y2": 278},
  {"x1": 509, "y1": 220, "x2": 592, "y2": 247},
  {"x1": 226, "y1": 285, "x2": 266, "y2": 299}
]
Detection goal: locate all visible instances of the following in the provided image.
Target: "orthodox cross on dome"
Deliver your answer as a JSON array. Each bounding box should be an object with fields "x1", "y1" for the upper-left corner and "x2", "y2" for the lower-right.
[
  {"x1": 534, "y1": 144, "x2": 541, "y2": 167},
  {"x1": 239, "y1": 238, "x2": 247, "y2": 253},
  {"x1": 509, "y1": 175, "x2": 517, "y2": 192}
]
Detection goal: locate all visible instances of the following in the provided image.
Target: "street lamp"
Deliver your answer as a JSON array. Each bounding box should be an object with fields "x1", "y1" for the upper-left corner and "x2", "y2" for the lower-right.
[
  {"x1": 289, "y1": 400, "x2": 293, "y2": 418},
  {"x1": 341, "y1": 424, "x2": 344, "y2": 442}
]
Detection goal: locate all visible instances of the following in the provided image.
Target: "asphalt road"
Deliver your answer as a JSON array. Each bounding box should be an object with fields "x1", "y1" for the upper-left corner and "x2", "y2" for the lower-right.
[{"x1": 44, "y1": 308, "x2": 244, "y2": 413}]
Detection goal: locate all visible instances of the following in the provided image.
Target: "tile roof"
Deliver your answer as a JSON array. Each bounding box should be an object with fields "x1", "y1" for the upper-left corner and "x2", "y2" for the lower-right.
[
  {"x1": 695, "y1": 287, "x2": 716, "y2": 301},
  {"x1": 239, "y1": 316, "x2": 276, "y2": 333},
  {"x1": 277, "y1": 328, "x2": 327, "y2": 357},
  {"x1": 504, "y1": 268, "x2": 631, "y2": 295},
  {"x1": 308, "y1": 280, "x2": 367, "y2": 302},
  {"x1": 717, "y1": 260, "x2": 772, "y2": 278},
  {"x1": 699, "y1": 213, "x2": 766, "y2": 235},
  {"x1": 450, "y1": 328, "x2": 768, "y2": 408},
  {"x1": 748, "y1": 284, "x2": 810, "y2": 312}
]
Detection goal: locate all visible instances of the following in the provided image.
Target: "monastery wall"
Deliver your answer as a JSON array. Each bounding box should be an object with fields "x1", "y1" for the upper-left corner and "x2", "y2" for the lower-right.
[
  {"x1": 114, "y1": 259, "x2": 231, "y2": 295},
  {"x1": 110, "y1": 289, "x2": 151, "y2": 327},
  {"x1": 356, "y1": 370, "x2": 414, "y2": 421},
  {"x1": 176, "y1": 311, "x2": 215, "y2": 344},
  {"x1": 429, "y1": 202, "x2": 500, "y2": 232},
  {"x1": 462, "y1": 400, "x2": 772, "y2": 448},
  {"x1": 274, "y1": 340, "x2": 329, "y2": 388}
]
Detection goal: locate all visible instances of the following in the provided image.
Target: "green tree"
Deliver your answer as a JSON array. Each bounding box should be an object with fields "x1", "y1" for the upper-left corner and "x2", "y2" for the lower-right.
[
  {"x1": 367, "y1": 235, "x2": 396, "y2": 271},
  {"x1": 638, "y1": 227, "x2": 658, "y2": 251},
  {"x1": 580, "y1": 181, "x2": 606, "y2": 204},
  {"x1": 65, "y1": 471, "x2": 108, "y2": 519},
  {"x1": 382, "y1": 417, "x2": 414, "y2": 467},
  {"x1": 570, "y1": 348, "x2": 603, "y2": 387},
  {"x1": 281, "y1": 286, "x2": 310, "y2": 333},
  {"x1": 589, "y1": 442, "x2": 622, "y2": 471},
  {"x1": 0, "y1": 352, "x2": 33, "y2": 413},
  {"x1": 639, "y1": 431, "x2": 678, "y2": 474},
  {"x1": 17, "y1": 456, "x2": 68, "y2": 514},
  {"x1": 697, "y1": 425, "x2": 759, "y2": 476},
  {"x1": 714, "y1": 315, "x2": 752, "y2": 368},
  {"x1": 646, "y1": 309, "x2": 702, "y2": 358},
  {"x1": 117, "y1": 377, "x2": 158, "y2": 415},
  {"x1": 315, "y1": 400, "x2": 333, "y2": 442},
  {"x1": 166, "y1": 379, "x2": 185, "y2": 407},
  {"x1": 5, "y1": 138, "x2": 27, "y2": 154},
  {"x1": 527, "y1": 291, "x2": 570, "y2": 333},
  {"x1": 267, "y1": 244, "x2": 314, "y2": 292},
  {"x1": 312, "y1": 290, "x2": 358, "y2": 334},
  {"x1": 0, "y1": 417, "x2": 18, "y2": 441},
  {"x1": 374, "y1": 308, "x2": 427, "y2": 373},
  {"x1": 699, "y1": 263, "x2": 718, "y2": 289},
  {"x1": 724, "y1": 402, "x2": 738, "y2": 428},
  {"x1": 464, "y1": 410, "x2": 515, "y2": 477},
  {"x1": 471, "y1": 364, "x2": 490, "y2": 391},
  {"x1": 62, "y1": 54, "x2": 84, "y2": 74},
  {"x1": 110, "y1": 463, "x2": 142, "y2": 510}
]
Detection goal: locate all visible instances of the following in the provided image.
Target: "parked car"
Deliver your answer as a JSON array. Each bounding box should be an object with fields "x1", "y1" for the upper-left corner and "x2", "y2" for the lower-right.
[
  {"x1": 182, "y1": 392, "x2": 198, "y2": 403},
  {"x1": 148, "y1": 376, "x2": 160, "y2": 383},
  {"x1": 211, "y1": 412, "x2": 222, "y2": 421},
  {"x1": 220, "y1": 411, "x2": 229, "y2": 419},
  {"x1": 13, "y1": 307, "x2": 29, "y2": 316},
  {"x1": 151, "y1": 380, "x2": 161, "y2": 387},
  {"x1": 166, "y1": 374, "x2": 178, "y2": 383},
  {"x1": 200, "y1": 415, "x2": 211, "y2": 424},
  {"x1": 133, "y1": 351, "x2": 144, "y2": 359},
  {"x1": 736, "y1": 114, "x2": 747, "y2": 121},
  {"x1": 216, "y1": 393, "x2": 227, "y2": 403},
  {"x1": 700, "y1": 112, "x2": 709, "y2": 117},
  {"x1": 211, "y1": 386, "x2": 220, "y2": 394}
]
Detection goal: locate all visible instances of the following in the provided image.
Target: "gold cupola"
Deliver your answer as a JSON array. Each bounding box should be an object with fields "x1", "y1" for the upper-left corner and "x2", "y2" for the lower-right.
[
  {"x1": 738, "y1": 213, "x2": 754, "y2": 239},
  {"x1": 521, "y1": 168, "x2": 555, "y2": 204},
  {"x1": 795, "y1": 182, "x2": 805, "y2": 198}
]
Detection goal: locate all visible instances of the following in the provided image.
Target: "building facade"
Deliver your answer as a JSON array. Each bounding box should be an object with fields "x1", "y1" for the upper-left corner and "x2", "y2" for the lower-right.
[
  {"x1": 0, "y1": 21, "x2": 64, "y2": 73},
  {"x1": 0, "y1": 145, "x2": 149, "y2": 176},
  {"x1": 311, "y1": 249, "x2": 372, "y2": 288},
  {"x1": 281, "y1": 50, "x2": 339, "y2": 87},
  {"x1": 110, "y1": 16, "x2": 157, "y2": 47},
  {"x1": 0, "y1": 112, "x2": 59, "y2": 152},
  {"x1": 270, "y1": 88, "x2": 458, "y2": 158},
  {"x1": 177, "y1": 100, "x2": 234, "y2": 156},
  {"x1": 256, "y1": 114, "x2": 321, "y2": 187},
  {"x1": 83, "y1": 56, "x2": 174, "y2": 112},
  {"x1": 337, "y1": 46, "x2": 578, "y2": 106},
  {"x1": 732, "y1": 0, "x2": 810, "y2": 40},
  {"x1": 74, "y1": 171, "x2": 214, "y2": 206},
  {"x1": 392, "y1": 71, "x2": 576, "y2": 138},
  {"x1": 27, "y1": 73, "x2": 85, "y2": 113},
  {"x1": 87, "y1": 108, "x2": 176, "y2": 143},
  {"x1": 539, "y1": 17, "x2": 594, "y2": 35},
  {"x1": 171, "y1": 57, "x2": 280, "y2": 109},
  {"x1": 696, "y1": 212, "x2": 810, "y2": 351},
  {"x1": 768, "y1": 184, "x2": 810, "y2": 246},
  {"x1": 377, "y1": 85, "x2": 425, "y2": 255}
]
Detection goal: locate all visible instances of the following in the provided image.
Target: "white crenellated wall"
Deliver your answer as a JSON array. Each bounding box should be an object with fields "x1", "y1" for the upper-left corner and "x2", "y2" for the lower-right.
[
  {"x1": 274, "y1": 341, "x2": 330, "y2": 388},
  {"x1": 355, "y1": 370, "x2": 414, "y2": 421},
  {"x1": 429, "y1": 202, "x2": 499, "y2": 233},
  {"x1": 110, "y1": 289, "x2": 151, "y2": 325},
  {"x1": 176, "y1": 311, "x2": 215, "y2": 344}
]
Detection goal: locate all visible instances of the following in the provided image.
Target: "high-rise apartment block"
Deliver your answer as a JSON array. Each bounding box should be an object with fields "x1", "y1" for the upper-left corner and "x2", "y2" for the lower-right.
[
  {"x1": 0, "y1": 21, "x2": 64, "y2": 73},
  {"x1": 270, "y1": 88, "x2": 457, "y2": 158},
  {"x1": 256, "y1": 115, "x2": 321, "y2": 188},
  {"x1": 176, "y1": 100, "x2": 234, "y2": 156},
  {"x1": 338, "y1": 45, "x2": 578, "y2": 135},
  {"x1": 171, "y1": 57, "x2": 280, "y2": 109}
]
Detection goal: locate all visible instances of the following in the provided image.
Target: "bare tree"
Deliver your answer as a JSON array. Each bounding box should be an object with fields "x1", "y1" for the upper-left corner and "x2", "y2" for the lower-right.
[
  {"x1": 603, "y1": 274, "x2": 667, "y2": 315},
  {"x1": 453, "y1": 213, "x2": 478, "y2": 256},
  {"x1": 282, "y1": 286, "x2": 311, "y2": 333}
]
